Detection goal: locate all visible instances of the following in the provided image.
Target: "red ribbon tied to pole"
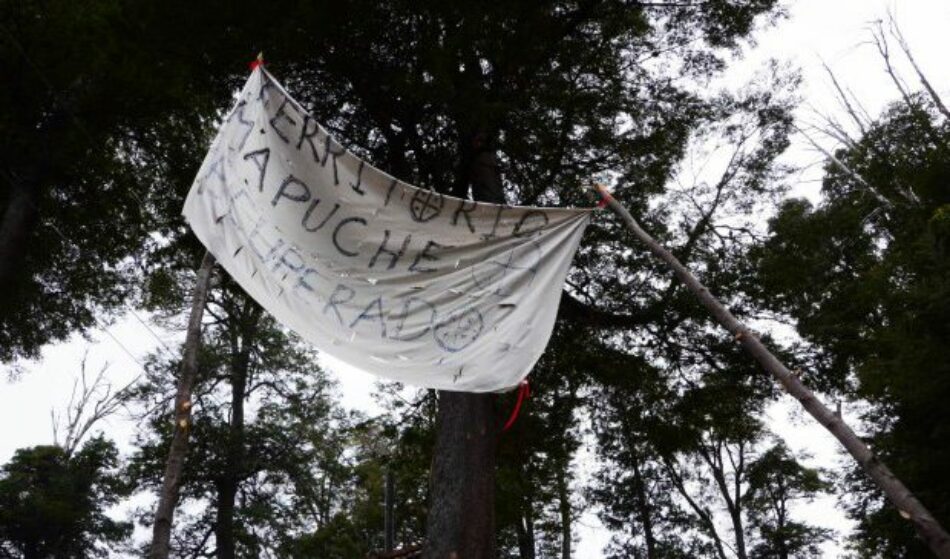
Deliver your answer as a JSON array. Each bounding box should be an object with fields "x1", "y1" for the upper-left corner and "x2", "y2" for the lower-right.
[{"x1": 249, "y1": 52, "x2": 265, "y2": 71}]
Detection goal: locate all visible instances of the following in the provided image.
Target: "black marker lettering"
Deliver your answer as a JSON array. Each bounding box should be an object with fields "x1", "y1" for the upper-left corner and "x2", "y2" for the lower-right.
[
  {"x1": 434, "y1": 308, "x2": 484, "y2": 353},
  {"x1": 332, "y1": 217, "x2": 367, "y2": 257},
  {"x1": 269, "y1": 98, "x2": 296, "y2": 143},
  {"x1": 409, "y1": 240, "x2": 450, "y2": 273},
  {"x1": 349, "y1": 160, "x2": 366, "y2": 195},
  {"x1": 263, "y1": 237, "x2": 285, "y2": 265},
  {"x1": 272, "y1": 175, "x2": 311, "y2": 206},
  {"x1": 242, "y1": 148, "x2": 270, "y2": 192},
  {"x1": 301, "y1": 200, "x2": 340, "y2": 232},
  {"x1": 296, "y1": 115, "x2": 324, "y2": 163},
  {"x1": 452, "y1": 199, "x2": 477, "y2": 234},
  {"x1": 202, "y1": 154, "x2": 226, "y2": 189},
  {"x1": 320, "y1": 136, "x2": 346, "y2": 185},
  {"x1": 409, "y1": 189, "x2": 444, "y2": 222},
  {"x1": 323, "y1": 284, "x2": 355, "y2": 326},
  {"x1": 512, "y1": 210, "x2": 549, "y2": 237},
  {"x1": 384, "y1": 179, "x2": 398, "y2": 206},
  {"x1": 230, "y1": 101, "x2": 255, "y2": 151},
  {"x1": 247, "y1": 220, "x2": 281, "y2": 261},
  {"x1": 369, "y1": 230, "x2": 412, "y2": 270},
  {"x1": 389, "y1": 297, "x2": 437, "y2": 341},
  {"x1": 350, "y1": 297, "x2": 387, "y2": 338},
  {"x1": 274, "y1": 245, "x2": 305, "y2": 274},
  {"x1": 258, "y1": 74, "x2": 277, "y2": 101},
  {"x1": 294, "y1": 268, "x2": 322, "y2": 295}
]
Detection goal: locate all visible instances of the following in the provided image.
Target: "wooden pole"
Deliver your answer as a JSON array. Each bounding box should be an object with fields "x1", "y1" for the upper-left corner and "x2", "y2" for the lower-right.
[
  {"x1": 592, "y1": 184, "x2": 950, "y2": 559},
  {"x1": 148, "y1": 251, "x2": 215, "y2": 559}
]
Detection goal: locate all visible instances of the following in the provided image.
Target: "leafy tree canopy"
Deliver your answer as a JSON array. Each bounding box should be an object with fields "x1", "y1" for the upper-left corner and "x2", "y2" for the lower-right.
[{"x1": 0, "y1": 436, "x2": 130, "y2": 558}]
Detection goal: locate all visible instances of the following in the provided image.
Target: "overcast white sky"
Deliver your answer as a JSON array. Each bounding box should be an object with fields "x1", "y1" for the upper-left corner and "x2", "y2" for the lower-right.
[{"x1": 2, "y1": 1, "x2": 949, "y2": 557}]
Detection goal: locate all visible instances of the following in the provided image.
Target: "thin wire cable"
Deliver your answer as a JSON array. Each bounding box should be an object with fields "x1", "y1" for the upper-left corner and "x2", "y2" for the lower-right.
[
  {"x1": 0, "y1": 171, "x2": 179, "y2": 371},
  {"x1": 40, "y1": 218, "x2": 181, "y2": 362}
]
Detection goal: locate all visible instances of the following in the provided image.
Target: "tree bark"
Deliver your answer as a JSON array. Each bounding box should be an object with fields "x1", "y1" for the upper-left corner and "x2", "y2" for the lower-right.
[
  {"x1": 0, "y1": 102, "x2": 70, "y2": 294},
  {"x1": 148, "y1": 251, "x2": 215, "y2": 559},
  {"x1": 215, "y1": 338, "x2": 250, "y2": 559},
  {"x1": 631, "y1": 459, "x2": 657, "y2": 559},
  {"x1": 515, "y1": 504, "x2": 536, "y2": 559},
  {"x1": 556, "y1": 462, "x2": 572, "y2": 559},
  {"x1": 594, "y1": 185, "x2": 950, "y2": 559},
  {"x1": 0, "y1": 175, "x2": 40, "y2": 291},
  {"x1": 423, "y1": 390, "x2": 497, "y2": 559},
  {"x1": 423, "y1": 143, "x2": 503, "y2": 559},
  {"x1": 700, "y1": 445, "x2": 748, "y2": 559}
]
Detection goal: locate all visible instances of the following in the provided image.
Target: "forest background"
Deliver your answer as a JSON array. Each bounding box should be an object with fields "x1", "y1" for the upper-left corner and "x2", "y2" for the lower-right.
[{"x1": 1, "y1": 0, "x2": 949, "y2": 557}]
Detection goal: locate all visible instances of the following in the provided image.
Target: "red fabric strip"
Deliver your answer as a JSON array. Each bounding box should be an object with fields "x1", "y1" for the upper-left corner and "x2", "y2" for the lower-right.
[{"x1": 502, "y1": 380, "x2": 530, "y2": 432}]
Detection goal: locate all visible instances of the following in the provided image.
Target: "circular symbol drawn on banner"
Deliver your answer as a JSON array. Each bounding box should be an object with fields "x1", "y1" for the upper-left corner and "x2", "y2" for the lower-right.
[
  {"x1": 434, "y1": 308, "x2": 484, "y2": 353},
  {"x1": 470, "y1": 240, "x2": 542, "y2": 298},
  {"x1": 409, "y1": 189, "x2": 444, "y2": 222}
]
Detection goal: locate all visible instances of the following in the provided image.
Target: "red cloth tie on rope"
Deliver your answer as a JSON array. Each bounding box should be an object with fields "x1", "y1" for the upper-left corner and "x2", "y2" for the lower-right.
[
  {"x1": 594, "y1": 184, "x2": 613, "y2": 208},
  {"x1": 249, "y1": 53, "x2": 265, "y2": 71},
  {"x1": 501, "y1": 380, "x2": 531, "y2": 432}
]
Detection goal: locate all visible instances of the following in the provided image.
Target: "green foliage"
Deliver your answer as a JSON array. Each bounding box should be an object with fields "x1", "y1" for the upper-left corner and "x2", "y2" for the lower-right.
[
  {"x1": 0, "y1": 0, "x2": 228, "y2": 361},
  {"x1": 284, "y1": 411, "x2": 434, "y2": 557},
  {"x1": 754, "y1": 95, "x2": 950, "y2": 556},
  {"x1": 2, "y1": 0, "x2": 815, "y2": 556},
  {"x1": 744, "y1": 443, "x2": 831, "y2": 558},
  {"x1": 495, "y1": 322, "x2": 592, "y2": 557},
  {"x1": 0, "y1": 436, "x2": 130, "y2": 558},
  {"x1": 126, "y1": 284, "x2": 351, "y2": 557}
]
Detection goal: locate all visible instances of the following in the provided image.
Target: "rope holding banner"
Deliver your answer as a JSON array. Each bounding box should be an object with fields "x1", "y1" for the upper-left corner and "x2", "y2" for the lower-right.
[{"x1": 501, "y1": 379, "x2": 531, "y2": 432}]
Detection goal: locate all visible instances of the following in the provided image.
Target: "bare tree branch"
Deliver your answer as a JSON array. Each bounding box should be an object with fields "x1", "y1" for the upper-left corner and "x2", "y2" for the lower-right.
[
  {"x1": 888, "y1": 10, "x2": 950, "y2": 120},
  {"x1": 51, "y1": 350, "x2": 138, "y2": 457}
]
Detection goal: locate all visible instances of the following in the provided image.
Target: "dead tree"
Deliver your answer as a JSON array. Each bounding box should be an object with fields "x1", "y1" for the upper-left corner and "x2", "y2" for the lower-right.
[
  {"x1": 594, "y1": 184, "x2": 950, "y2": 559},
  {"x1": 51, "y1": 352, "x2": 132, "y2": 457},
  {"x1": 148, "y1": 251, "x2": 215, "y2": 559}
]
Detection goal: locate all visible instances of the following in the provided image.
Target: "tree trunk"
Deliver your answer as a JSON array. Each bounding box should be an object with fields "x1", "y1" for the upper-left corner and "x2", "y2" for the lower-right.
[
  {"x1": 215, "y1": 479, "x2": 238, "y2": 559},
  {"x1": 423, "y1": 390, "x2": 497, "y2": 559},
  {"x1": 728, "y1": 507, "x2": 748, "y2": 559},
  {"x1": 148, "y1": 251, "x2": 215, "y2": 559},
  {"x1": 423, "y1": 142, "x2": 504, "y2": 559},
  {"x1": 556, "y1": 463, "x2": 572, "y2": 559},
  {"x1": 215, "y1": 344, "x2": 249, "y2": 559},
  {"x1": 0, "y1": 103, "x2": 69, "y2": 293},
  {"x1": 702, "y1": 446, "x2": 748, "y2": 559},
  {"x1": 515, "y1": 502, "x2": 536, "y2": 559},
  {"x1": 595, "y1": 185, "x2": 950, "y2": 559},
  {"x1": 631, "y1": 459, "x2": 657, "y2": 559},
  {"x1": 216, "y1": 301, "x2": 259, "y2": 559},
  {"x1": 0, "y1": 175, "x2": 40, "y2": 290}
]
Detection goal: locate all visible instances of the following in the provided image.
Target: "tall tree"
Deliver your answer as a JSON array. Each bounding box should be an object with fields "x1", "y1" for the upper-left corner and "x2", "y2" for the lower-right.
[
  {"x1": 584, "y1": 63, "x2": 809, "y2": 558},
  {"x1": 128, "y1": 280, "x2": 348, "y2": 558},
  {"x1": 5, "y1": 1, "x2": 794, "y2": 554},
  {"x1": 755, "y1": 91, "x2": 950, "y2": 557},
  {"x1": 496, "y1": 321, "x2": 589, "y2": 559},
  {"x1": 0, "y1": 437, "x2": 131, "y2": 558},
  {"x1": 744, "y1": 443, "x2": 831, "y2": 559},
  {"x1": 0, "y1": 0, "x2": 234, "y2": 362}
]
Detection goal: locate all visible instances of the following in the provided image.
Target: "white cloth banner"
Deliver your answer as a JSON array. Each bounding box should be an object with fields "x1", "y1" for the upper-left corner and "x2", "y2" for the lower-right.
[{"x1": 183, "y1": 68, "x2": 592, "y2": 391}]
